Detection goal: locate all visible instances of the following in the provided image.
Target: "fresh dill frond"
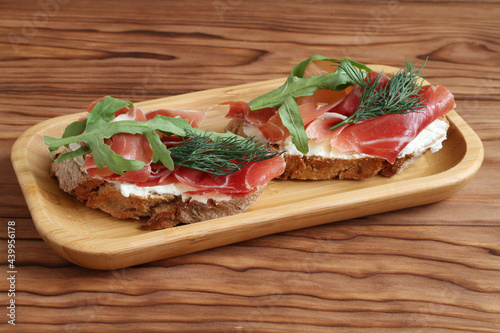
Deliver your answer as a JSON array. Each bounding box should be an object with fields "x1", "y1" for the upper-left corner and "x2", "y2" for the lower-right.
[
  {"x1": 330, "y1": 59, "x2": 429, "y2": 130},
  {"x1": 169, "y1": 130, "x2": 283, "y2": 176}
]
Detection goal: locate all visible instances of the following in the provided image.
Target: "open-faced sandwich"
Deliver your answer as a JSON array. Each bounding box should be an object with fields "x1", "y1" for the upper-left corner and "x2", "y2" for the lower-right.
[
  {"x1": 45, "y1": 96, "x2": 285, "y2": 229},
  {"x1": 224, "y1": 56, "x2": 455, "y2": 180}
]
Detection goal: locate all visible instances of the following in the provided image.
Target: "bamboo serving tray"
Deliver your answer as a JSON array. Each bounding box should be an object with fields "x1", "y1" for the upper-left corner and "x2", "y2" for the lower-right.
[{"x1": 11, "y1": 65, "x2": 484, "y2": 270}]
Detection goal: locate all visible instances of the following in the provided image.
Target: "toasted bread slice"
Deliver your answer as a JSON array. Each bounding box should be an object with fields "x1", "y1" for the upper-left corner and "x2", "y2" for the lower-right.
[
  {"x1": 50, "y1": 152, "x2": 264, "y2": 229},
  {"x1": 225, "y1": 116, "x2": 449, "y2": 180}
]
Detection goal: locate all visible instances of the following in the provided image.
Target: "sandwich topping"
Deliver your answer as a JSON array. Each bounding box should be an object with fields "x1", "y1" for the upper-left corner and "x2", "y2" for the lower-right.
[
  {"x1": 45, "y1": 96, "x2": 286, "y2": 197},
  {"x1": 225, "y1": 56, "x2": 455, "y2": 164},
  {"x1": 283, "y1": 117, "x2": 449, "y2": 160}
]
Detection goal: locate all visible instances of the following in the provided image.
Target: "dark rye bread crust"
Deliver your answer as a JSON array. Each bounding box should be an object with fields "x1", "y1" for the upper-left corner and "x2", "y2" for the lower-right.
[
  {"x1": 50, "y1": 152, "x2": 264, "y2": 229},
  {"x1": 225, "y1": 117, "x2": 449, "y2": 180}
]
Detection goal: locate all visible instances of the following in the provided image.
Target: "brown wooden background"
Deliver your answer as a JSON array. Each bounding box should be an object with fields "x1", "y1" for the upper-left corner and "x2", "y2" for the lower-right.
[{"x1": 1, "y1": 0, "x2": 500, "y2": 331}]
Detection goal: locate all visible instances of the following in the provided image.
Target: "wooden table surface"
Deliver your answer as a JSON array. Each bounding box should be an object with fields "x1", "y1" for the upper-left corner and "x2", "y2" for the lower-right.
[{"x1": 1, "y1": 0, "x2": 499, "y2": 331}]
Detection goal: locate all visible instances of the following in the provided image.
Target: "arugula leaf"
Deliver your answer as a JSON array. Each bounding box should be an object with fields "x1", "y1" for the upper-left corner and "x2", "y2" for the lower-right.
[
  {"x1": 86, "y1": 97, "x2": 133, "y2": 130},
  {"x1": 278, "y1": 96, "x2": 308, "y2": 154},
  {"x1": 60, "y1": 96, "x2": 131, "y2": 140},
  {"x1": 61, "y1": 118, "x2": 87, "y2": 139},
  {"x1": 248, "y1": 55, "x2": 372, "y2": 153}
]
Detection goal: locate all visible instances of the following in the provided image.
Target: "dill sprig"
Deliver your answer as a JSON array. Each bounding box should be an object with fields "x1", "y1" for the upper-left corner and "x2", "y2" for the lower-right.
[
  {"x1": 330, "y1": 59, "x2": 429, "y2": 130},
  {"x1": 169, "y1": 130, "x2": 282, "y2": 176}
]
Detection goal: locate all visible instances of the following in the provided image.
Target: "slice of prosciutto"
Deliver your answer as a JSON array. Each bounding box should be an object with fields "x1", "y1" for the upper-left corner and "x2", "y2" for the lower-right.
[
  {"x1": 305, "y1": 71, "x2": 392, "y2": 142},
  {"x1": 223, "y1": 101, "x2": 277, "y2": 126},
  {"x1": 175, "y1": 156, "x2": 286, "y2": 196},
  {"x1": 224, "y1": 100, "x2": 345, "y2": 143},
  {"x1": 328, "y1": 84, "x2": 455, "y2": 163}
]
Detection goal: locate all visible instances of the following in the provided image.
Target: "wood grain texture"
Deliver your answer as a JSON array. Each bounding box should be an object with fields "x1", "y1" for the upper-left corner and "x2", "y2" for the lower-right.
[{"x1": 1, "y1": 0, "x2": 499, "y2": 331}]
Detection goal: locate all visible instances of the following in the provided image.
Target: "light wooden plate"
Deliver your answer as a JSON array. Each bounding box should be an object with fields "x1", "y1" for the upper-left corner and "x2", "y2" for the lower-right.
[{"x1": 11, "y1": 65, "x2": 484, "y2": 270}]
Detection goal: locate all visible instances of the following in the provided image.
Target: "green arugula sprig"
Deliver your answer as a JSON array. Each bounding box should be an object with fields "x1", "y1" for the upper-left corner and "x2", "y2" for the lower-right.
[
  {"x1": 329, "y1": 59, "x2": 429, "y2": 130},
  {"x1": 45, "y1": 96, "x2": 281, "y2": 176},
  {"x1": 248, "y1": 55, "x2": 372, "y2": 154}
]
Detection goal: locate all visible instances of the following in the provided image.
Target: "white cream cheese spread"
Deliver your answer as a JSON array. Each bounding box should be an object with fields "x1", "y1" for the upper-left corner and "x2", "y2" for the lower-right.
[{"x1": 112, "y1": 181, "x2": 232, "y2": 203}]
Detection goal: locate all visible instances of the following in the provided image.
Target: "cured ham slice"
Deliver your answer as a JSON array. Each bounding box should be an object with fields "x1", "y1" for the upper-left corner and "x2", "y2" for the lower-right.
[
  {"x1": 295, "y1": 89, "x2": 350, "y2": 106},
  {"x1": 225, "y1": 100, "x2": 344, "y2": 143},
  {"x1": 305, "y1": 112, "x2": 347, "y2": 142},
  {"x1": 175, "y1": 156, "x2": 286, "y2": 195},
  {"x1": 306, "y1": 71, "x2": 392, "y2": 142},
  {"x1": 329, "y1": 85, "x2": 455, "y2": 163},
  {"x1": 223, "y1": 101, "x2": 277, "y2": 126},
  {"x1": 135, "y1": 163, "x2": 178, "y2": 187},
  {"x1": 115, "y1": 106, "x2": 147, "y2": 122},
  {"x1": 258, "y1": 102, "x2": 337, "y2": 142}
]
